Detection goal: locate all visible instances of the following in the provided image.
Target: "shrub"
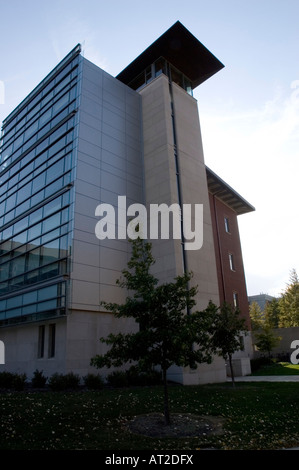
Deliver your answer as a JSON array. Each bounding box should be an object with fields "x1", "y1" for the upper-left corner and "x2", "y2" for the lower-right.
[
  {"x1": 13, "y1": 373, "x2": 27, "y2": 391},
  {"x1": 0, "y1": 371, "x2": 15, "y2": 389},
  {"x1": 107, "y1": 367, "x2": 162, "y2": 388},
  {"x1": 64, "y1": 372, "x2": 80, "y2": 390},
  {"x1": 250, "y1": 356, "x2": 271, "y2": 372},
  {"x1": 107, "y1": 370, "x2": 128, "y2": 388},
  {"x1": 83, "y1": 373, "x2": 104, "y2": 390},
  {"x1": 31, "y1": 369, "x2": 48, "y2": 388},
  {"x1": 48, "y1": 372, "x2": 80, "y2": 391},
  {"x1": 126, "y1": 366, "x2": 162, "y2": 386},
  {"x1": 0, "y1": 371, "x2": 27, "y2": 390}
]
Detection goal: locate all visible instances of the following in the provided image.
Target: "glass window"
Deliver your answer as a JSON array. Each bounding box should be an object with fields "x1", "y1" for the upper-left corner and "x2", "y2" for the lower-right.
[
  {"x1": 27, "y1": 248, "x2": 41, "y2": 271},
  {"x1": 233, "y1": 292, "x2": 239, "y2": 308},
  {"x1": 15, "y1": 199, "x2": 30, "y2": 217},
  {"x1": 23, "y1": 290, "x2": 38, "y2": 305},
  {"x1": 10, "y1": 255, "x2": 26, "y2": 277},
  {"x1": 29, "y1": 208, "x2": 43, "y2": 226},
  {"x1": 41, "y1": 239, "x2": 59, "y2": 264},
  {"x1": 45, "y1": 177, "x2": 63, "y2": 198},
  {"x1": 24, "y1": 120, "x2": 38, "y2": 141},
  {"x1": 39, "y1": 108, "x2": 52, "y2": 126},
  {"x1": 31, "y1": 191, "x2": 45, "y2": 209},
  {"x1": 23, "y1": 303, "x2": 37, "y2": 315},
  {"x1": 0, "y1": 263, "x2": 9, "y2": 281},
  {"x1": 0, "y1": 281, "x2": 8, "y2": 295},
  {"x1": 6, "y1": 294, "x2": 22, "y2": 309},
  {"x1": 28, "y1": 223, "x2": 42, "y2": 242},
  {"x1": 26, "y1": 269, "x2": 39, "y2": 285},
  {"x1": 45, "y1": 196, "x2": 62, "y2": 216},
  {"x1": 229, "y1": 253, "x2": 235, "y2": 271},
  {"x1": 224, "y1": 217, "x2": 230, "y2": 233},
  {"x1": 40, "y1": 263, "x2": 59, "y2": 280},
  {"x1": 2, "y1": 226, "x2": 13, "y2": 241},
  {"x1": 53, "y1": 93, "x2": 69, "y2": 114},
  {"x1": 14, "y1": 217, "x2": 29, "y2": 234},
  {"x1": 59, "y1": 235, "x2": 68, "y2": 257},
  {"x1": 48, "y1": 323, "x2": 56, "y2": 357},
  {"x1": 8, "y1": 174, "x2": 18, "y2": 190},
  {"x1": 4, "y1": 210, "x2": 14, "y2": 225},
  {"x1": 5, "y1": 193, "x2": 17, "y2": 212},
  {"x1": 38, "y1": 284, "x2": 57, "y2": 301},
  {"x1": 32, "y1": 173, "x2": 46, "y2": 194},
  {"x1": 42, "y1": 228, "x2": 60, "y2": 245},
  {"x1": 46, "y1": 159, "x2": 64, "y2": 185},
  {"x1": 43, "y1": 212, "x2": 61, "y2": 233},
  {"x1": 0, "y1": 240, "x2": 11, "y2": 254},
  {"x1": 17, "y1": 182, "x2": 31, "y2": 204},
  {"x1": 6, "y1": 307, "x2": 22, "y2": 318},
  {"x1": 155, "y1": 58, "x2": 166, "y2": 77},
  {"x1": 11, "y1": 243, "x2": 27, "y2": 258},
  {"x1": 13, "y1": 231, "x2": 27, "y2": 246},
  {"x1": 38, "y1": 325, "x2": 45, "y2": 358}
]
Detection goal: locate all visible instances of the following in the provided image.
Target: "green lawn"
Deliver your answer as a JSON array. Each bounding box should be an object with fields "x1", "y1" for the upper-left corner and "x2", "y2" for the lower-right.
[
  {"x1": 1, "y1": 382, "x2": 299, "y2": 450},
  {"x1": 251, "y1": 361, "x2": 299, "y2": 376}
]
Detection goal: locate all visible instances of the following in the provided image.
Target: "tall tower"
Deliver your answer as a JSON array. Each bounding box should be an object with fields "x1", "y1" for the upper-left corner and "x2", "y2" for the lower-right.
[{"x1": 117, "y1": 22, "x2": 227, "y2": 383}]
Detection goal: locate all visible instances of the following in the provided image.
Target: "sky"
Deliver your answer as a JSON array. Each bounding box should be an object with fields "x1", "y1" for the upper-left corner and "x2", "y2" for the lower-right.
[{"x1": 0, "y1": 0, "x2": 299, "y2": 298}]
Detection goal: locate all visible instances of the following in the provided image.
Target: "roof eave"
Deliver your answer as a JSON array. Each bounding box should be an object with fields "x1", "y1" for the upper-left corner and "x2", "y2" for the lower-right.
[{"x1": 116, "y1": 21, "x2": 224, "y2": 89}]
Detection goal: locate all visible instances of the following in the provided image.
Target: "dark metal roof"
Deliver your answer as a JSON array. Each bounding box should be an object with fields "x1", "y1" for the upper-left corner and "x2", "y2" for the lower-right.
[
  {"x1": 206, "y1": 166, "x2": 255, "y2": 215},
  {"x1": 116, "y1": 21, "x2": 224, "y2": 89}
]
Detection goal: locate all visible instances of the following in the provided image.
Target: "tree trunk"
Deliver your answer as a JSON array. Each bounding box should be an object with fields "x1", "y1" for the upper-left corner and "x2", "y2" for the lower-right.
[
  {"x1": 229, "y1": 354, "x2": 235, "y2": 387},
  {"x1": 162, "y1": 368, "x2": 171, "y2": 425}
]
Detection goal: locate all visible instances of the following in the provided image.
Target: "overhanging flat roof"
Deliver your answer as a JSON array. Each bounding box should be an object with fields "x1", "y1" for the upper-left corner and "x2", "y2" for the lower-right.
[
  {"x1": 116, "y1": 21, "x2": 224, "y2": 89},
  {"x1": 206, "y1": 166, "x2": 255, "y2": 215}
]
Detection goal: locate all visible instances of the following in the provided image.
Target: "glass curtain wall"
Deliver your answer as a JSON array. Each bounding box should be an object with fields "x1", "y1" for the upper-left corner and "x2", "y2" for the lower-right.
[{"x1": 0, "y1": 45, "x2": 81, "y2": 325}]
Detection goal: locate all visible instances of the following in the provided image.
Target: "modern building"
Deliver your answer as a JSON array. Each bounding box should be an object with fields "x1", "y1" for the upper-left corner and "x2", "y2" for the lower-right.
[
  {"x1": 249, "y1": 294, "x2": 276, "y2": 312},
  {"x1": 0, "y1": 21, "x2": 254, "y2": 384},
  {"x1": 207, "y1": 167, "x2": 255, "y2": 327}
]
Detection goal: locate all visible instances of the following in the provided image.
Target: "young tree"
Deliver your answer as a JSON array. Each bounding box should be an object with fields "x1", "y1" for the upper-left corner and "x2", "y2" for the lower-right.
[
  {"x1": 90, "y1": 237, "x2": 216, "y2": 425},
  {"x1": 210, "y1": 302, "x2": 248, "y2": 386},
  {"x1": 254, "y1": 326, "x2": 281, "y2": 359}
]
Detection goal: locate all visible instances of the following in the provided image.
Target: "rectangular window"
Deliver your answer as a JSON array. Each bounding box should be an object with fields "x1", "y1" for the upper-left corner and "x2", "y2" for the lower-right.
[
  {"x1": 48, "y1": 324, "x2": 56, "y2": 358},
  {"x1": 224, "y1": 217, "x2": 230, "y2": 233},
  {"x1": 38, "y1": 325, "x2": 45, "y2": 358},
  {"x1": 233, "y1": 292, "x2": 239, "y2": 308},
  {"x1": 229, "y1": 253, "x2": 235, "y2": 271}
]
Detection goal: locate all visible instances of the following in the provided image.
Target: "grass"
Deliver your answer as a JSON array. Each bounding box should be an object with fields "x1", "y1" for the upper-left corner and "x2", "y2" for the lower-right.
[
  {"x1": 251, "y1": 361, "x2": 299, "y2": 376},
  {"x1": 1, "y1": 382, "x2": 299, "y2": 450}
]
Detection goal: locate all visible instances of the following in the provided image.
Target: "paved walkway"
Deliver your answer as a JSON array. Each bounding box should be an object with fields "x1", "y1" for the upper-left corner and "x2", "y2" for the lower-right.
[{"x1": 230, "y1": 375, "x2": 299, "y2": 382}]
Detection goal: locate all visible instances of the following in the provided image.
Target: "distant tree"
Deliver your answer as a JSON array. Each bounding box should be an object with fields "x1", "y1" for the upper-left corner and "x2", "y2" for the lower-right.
[
  {"x1": 210, "y1": 302, "x2": 248, "y2": 386},
  {"x1": 264, "y1": 298, "x2": 280, "y2": 328},
  {"x1": 254, "y1": 326, "x2": 281, "y2": 359},
  {"x1": 249, "y1": 301, "x2": 264, "y2": 331},
  {"x1": 90, "y1": 237, "x2": 216, "y2": 425},
  {"x1": 278, "y1": 269, "x2": 299, "y2": 327}
]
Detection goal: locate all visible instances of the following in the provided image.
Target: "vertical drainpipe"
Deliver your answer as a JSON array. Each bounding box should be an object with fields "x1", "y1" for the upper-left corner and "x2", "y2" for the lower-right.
[
  {"x1": 167, "y1": 64, "x2": 191, "y2": 314},
  {"x1": 167, "y1": 64, "x2": 188, "y2": 277},
  {"x1": 213, "y1": 193, "x2": 226, "y2": 303}
]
